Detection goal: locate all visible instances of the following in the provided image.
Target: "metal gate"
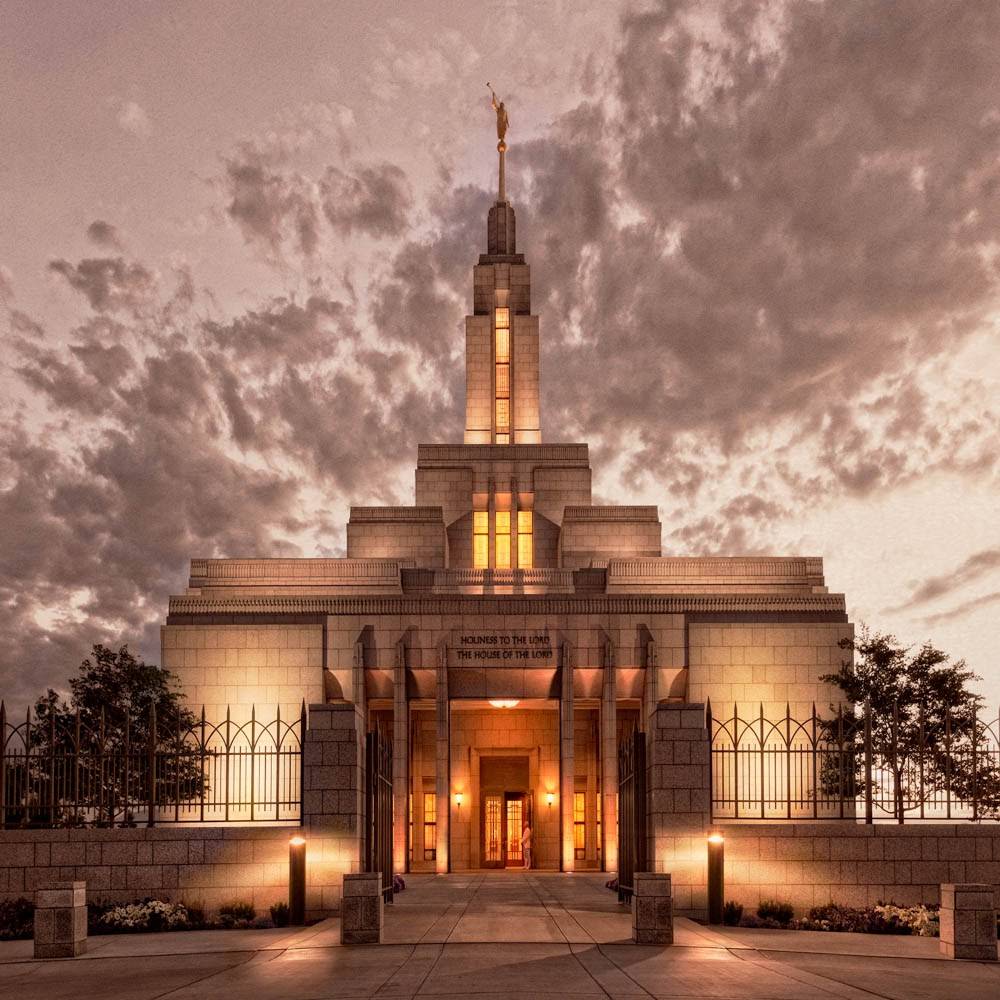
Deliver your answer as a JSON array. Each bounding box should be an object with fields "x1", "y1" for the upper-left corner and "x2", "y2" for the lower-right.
[
  {"x1": 617, "y1": 727, "x2": 647, "y2": 903},
  {"x1": 365, "y1": 728, "x2": 394, "y2": 904}
]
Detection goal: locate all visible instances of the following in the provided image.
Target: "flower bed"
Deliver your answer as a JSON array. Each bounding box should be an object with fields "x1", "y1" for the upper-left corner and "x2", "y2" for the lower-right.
[
  {"x1": 0, "y1": 897, "x2": 294, "y2": 939},
  {"x1": 724, "y1": 899, "x2": 952, "y2": 937}
]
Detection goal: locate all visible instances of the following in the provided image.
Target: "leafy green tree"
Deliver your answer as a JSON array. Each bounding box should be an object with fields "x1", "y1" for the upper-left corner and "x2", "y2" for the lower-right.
[
  {"x1": 822, "y1": 629, "x2": 1000, "y2": 822},
  {"x1": 22, "y1": 645, "x2": 201, "y2": 826}
]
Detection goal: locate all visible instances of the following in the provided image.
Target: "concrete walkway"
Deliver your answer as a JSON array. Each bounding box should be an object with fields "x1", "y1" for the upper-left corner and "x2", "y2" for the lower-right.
[{"x1": 0, "y1": 873, "x2": 997, "y2": 999}]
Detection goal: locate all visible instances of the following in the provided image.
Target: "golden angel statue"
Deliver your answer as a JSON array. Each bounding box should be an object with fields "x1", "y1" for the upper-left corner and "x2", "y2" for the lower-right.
[{"x1": 487, "y1": 83, "x2": 509, "y2": 146}]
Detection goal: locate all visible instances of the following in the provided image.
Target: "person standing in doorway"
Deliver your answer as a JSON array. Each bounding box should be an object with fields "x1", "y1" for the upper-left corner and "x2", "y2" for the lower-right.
[{"x1": 521, "y1": 820, "x2": 532, "y2": 870}]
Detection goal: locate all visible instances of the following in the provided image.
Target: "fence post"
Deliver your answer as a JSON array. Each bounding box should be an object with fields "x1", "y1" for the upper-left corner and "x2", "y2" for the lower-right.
[
  {"x1": 174, "y1": 715, "x2": 181, "y2": 823},
  {"x1": 706, "y1": 700, "x2": 713, "y2": 819},
  {"x1": 224, "y1": 706, "x2": 231, "y2": 824},
  {"x1": 863, "y1": 700, "x2": 873, "y2": 825},
  {"x1": 972, "y1": 704, "x2": 979, "y2": 823},
  {"x1": 836, "y1": 704, "x2": 845, "y2": 820},
  {"x1": 945, "y1": 708, "x2": 953, "y2": 820},
  {"x1": 811, "y1": 703, "x2": 818, "y2": 820},
  {"x1": 758, "y1": 704, "x2": 765, "y2": 820},
  {"x1": 123, "y1": 709, "x2": 130, "y2": 825},
  {"x1": 918, "y1": 706, "x2": 926, "y2": 821},
  {"x1": 732, "y1": 702, "x2": 740, "y2": 819},
  {"x1": 199, "y1": 707, "x2": 206, "y2": 824},
  {"x1": 73, "y1": 710, "x2": 81, "y2": 825},
  {"x1": 785, "y1": 703, "x2": 791, "y2": 820},
  {"x1": 250, "y1": 705, "x2": 256, "y2": 823},
  {"x1": 0, "y1": 701, "x2": 6, "y2": 829},
  {"x1": 48, "y1": 709, "x2": 56, "y2": 826},
  {"x1": 892, "y1": 703, "x2": 902, "y2": 824},
  {"x1": 147, "y1": 703, "x2": 156, "y2": 828}
]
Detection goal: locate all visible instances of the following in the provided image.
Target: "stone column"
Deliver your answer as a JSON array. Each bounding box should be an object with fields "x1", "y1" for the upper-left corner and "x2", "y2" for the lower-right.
[
  {"x1": 435, "y1": 641, "x2": 450, "y2": 873},
  {"x1": 392, "y1": 638, "x2": 409, "y2": 873},
  {"x1": 632, "y1": 872, "x2": 673, "y2": 945},
  {"x1": 940, "y1": 884, "x2": 998, "y2": 961},
  {"x1": 646, "y1": 703, "x2": 711, "y2": 918},
  {"x1": 302, "y1": 702, "x2": 365, "y2": 917},
  {"x1": 600, "y1": 633, "x2": 617, "y2": 873},
  {"x1": 560, "y1": 641, "x2": 575, "y2": 872},
  {"x1": 341, "y1": 873, "x2": 383, "y2": 945},
  {"x1": 34, "y1": 881, "x2": 86, "y2": 959}
]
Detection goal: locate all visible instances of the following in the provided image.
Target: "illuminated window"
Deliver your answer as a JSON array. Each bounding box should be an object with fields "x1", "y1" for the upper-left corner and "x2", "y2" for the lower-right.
[
  {"x1": 474, "y1": 511, "x2": 489, "y2": 568},
  {"x1": 495, "y1": 307, "x2": 510, "y2": 442},
  {"x1": 517, "y1": 510, "x2": 532, "y2": 568},
  {"x1": 495, "y1": 510, "x2": 511, "y2": 568},
  {"x1": 574, "y1": 792, "x2": 586, "y2": 860},
  {"x1": 423, "y1": 792, "x2": 437, "y2": 861}
]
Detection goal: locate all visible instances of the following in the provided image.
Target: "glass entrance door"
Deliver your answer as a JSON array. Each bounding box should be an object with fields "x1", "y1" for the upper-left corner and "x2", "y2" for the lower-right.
[
  {"x1": 505, "y1": 794, "x2": 524, "y2": 867},
  {"x1": 483, "y1": 794, "x2": 504, "y2": 868}
]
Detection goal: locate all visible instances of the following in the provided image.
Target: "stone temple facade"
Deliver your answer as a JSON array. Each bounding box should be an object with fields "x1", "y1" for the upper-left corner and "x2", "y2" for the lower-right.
[{"x1": 161, "y1": 152, "x2": 851, "y2": 875}]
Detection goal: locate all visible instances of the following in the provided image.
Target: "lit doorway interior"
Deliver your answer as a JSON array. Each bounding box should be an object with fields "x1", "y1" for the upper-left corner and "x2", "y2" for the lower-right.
[{"x1": 480, "y1": 755, "x2": 531, "y2": 868}]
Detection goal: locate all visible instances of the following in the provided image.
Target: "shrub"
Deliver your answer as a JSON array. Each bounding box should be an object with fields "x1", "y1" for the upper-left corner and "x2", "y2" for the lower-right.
[
  {"x1": 798, "y1": 902, "x2": 939, "y2": 936},
  {"x1": 270, "y1": 902, "x2": 290, "y2": 927},
  {"x1": 0, "y1": 897, "x2": 35, "y2": 940},
  {"x1": 739, "y1": 914, "x2": 786, "y2": 929},
  {"x1": 757, "y1": 900, "x2": 794, "y2": 926},
  {"x1": 722, "y1": 901, "x2": 743, "y2": 926},
  {"x1": 218, "y1": 901, "x2": 256, "y2": 928}
]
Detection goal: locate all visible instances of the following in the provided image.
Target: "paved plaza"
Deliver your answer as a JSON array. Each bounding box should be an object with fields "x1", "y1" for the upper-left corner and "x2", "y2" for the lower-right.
[{"x1": 0, "y1": 874, "x2": 997, "y2": 999}]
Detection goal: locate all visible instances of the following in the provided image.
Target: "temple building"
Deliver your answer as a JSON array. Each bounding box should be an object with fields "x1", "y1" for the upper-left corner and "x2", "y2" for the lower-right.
[{"x1": 161, "y1": 124, "x2": 851, "y2": 875}]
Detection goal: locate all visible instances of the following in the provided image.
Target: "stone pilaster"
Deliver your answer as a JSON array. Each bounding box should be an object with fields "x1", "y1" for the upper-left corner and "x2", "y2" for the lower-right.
[
  {"x1": 600, "y1": 633, "x2": 617, "y2": 873},
  {"x1": 435, "y1": 641, "x2": 450, "y2": 873},
  {"x1": 392, "y1": 638, "x2": 409, "y2": 873},
  {"x1": 560, "y1": 641, "x2": 575, "y2": 872},
  {"x1": 646, "y1": 703, "x2": 711, "y2": 918}
]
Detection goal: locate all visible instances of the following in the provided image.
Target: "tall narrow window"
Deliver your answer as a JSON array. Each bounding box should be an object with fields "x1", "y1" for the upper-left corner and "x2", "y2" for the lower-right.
[
  {"x1": 473, "y1": 511, "x2": 489, "y2": 568},
  {"x1": 517, "y1": 510, "x2": 533, "y2": 568},
  {"x1": 495, "y1": 510, "x2": 511, "y2": 568},
  {"x1": 423, "y1": 792, "x2": 437, "y2": 861},
  {"x1": 574, "y1": 792, "x2": 586, "y2": 860},
  {"x1": 494, "y1": 306, "x2": 510, "y2": 443}
]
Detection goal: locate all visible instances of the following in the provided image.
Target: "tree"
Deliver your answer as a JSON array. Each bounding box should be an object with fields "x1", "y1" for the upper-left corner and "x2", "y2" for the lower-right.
[
  {"x1": 20, "y1": 645, "x2": 202, "y2": 826},
  {"x1": 822, "y1": 629, "x2": 1000, "y2": 822}
]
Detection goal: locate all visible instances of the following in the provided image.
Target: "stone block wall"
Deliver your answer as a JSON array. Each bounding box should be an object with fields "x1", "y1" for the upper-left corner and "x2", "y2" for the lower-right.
[
  {"x1": 161, "y1": 623, "x2": 323, "y2": 722},
  {"x1": 346, "y1": 508, "x2": 446, "y2": 567},
  {"x1": 687, "y1": 623, "x2": 851, "y2": 717}
]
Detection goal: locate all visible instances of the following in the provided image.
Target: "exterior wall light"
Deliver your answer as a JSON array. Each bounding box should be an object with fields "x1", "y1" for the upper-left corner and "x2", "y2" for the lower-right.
[
  {"x1": 289, "y1": 834, "x2": 306, "y2": 925},
  {"x1": 455, "y1": 792, "x2": 463, "y2": 809},
  {"x1": 707, "y1": 832, "x2": 725, "y2": 925},
  {"x1": 545, "y1": 792, "x2": 555, "y2": 807},
  {"x1": 488, "y1": 699, "x2": 519, "y2": 709}
]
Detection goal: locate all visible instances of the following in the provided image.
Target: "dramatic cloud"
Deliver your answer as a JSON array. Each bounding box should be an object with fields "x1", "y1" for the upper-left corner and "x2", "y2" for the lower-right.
[
  {"x1": 85, "y1": 220, "x2": 123, "y2": 250},
  {"x1": 48, "y1": 257, "x2": 157, "y2": 313},
  {"x1": 321, "y1": 163, "x2": 411, "y2": 237},
  {"x1": 3, "y1": 1, "x2": 1000, "y2": 710},
  {"x1": 892, "y1": 548, "x2": 1000, "y2": 611}
]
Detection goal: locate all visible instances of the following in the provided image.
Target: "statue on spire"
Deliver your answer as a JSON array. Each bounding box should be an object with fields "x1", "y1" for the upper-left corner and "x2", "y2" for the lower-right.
[{"x1": 487, "y1": 83, "x2": 509, "y2": 150}]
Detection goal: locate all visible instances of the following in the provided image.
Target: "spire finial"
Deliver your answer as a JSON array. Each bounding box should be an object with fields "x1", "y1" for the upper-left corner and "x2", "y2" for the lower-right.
[{"x1": 487, "y1": 83, "x2": 509, "y2": 202}]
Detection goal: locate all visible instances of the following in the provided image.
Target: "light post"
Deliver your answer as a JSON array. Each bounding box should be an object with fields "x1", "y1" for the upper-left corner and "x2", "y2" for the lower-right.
[
  {"x1": 289, "y1": 835, "x2": 306, "y2": 925},
  {"x1": 707, "y1": 832, "x2": 725, "y2": 924}
]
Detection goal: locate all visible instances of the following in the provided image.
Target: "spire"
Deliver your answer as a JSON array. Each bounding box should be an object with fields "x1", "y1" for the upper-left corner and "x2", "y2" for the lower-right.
[{"x1": 486, "y1": 84, "x2": 516, "y2": 257}]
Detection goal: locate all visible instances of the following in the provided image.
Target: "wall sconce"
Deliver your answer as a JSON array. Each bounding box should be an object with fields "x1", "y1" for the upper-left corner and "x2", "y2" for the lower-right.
[
  {"x1": 545, "y1": 792, "x2": 555, "y2": 808},
  {"x1": 455, "y1": 792, "x2": 463, "y2": 810},
  {"x1": 289, "y1": 834, "x2": 306, "y2": 925},
  {"x1": 707, "y1": 831, "x2": 725, "y2": 925}
]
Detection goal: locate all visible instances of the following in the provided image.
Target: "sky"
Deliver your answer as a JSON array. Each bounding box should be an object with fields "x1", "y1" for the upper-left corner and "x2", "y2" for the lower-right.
[{"x1": 1, "y1": 0, "x2": 999, "y2": 716}]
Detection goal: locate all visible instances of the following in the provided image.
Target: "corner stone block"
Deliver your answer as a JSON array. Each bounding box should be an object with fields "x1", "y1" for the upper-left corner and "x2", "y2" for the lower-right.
[
  {"x1": 34, "y1": 881, "x2": 87, "y2": 959},
  {"x1": 632, "y1": 872, "x2": 673, "y2": 945},
  {"x1": 341, "y1": 872, "x2": 383, "y2": 944},
  {"x1": 939, "y1": 882, "x2": 997, "y2": 962}
]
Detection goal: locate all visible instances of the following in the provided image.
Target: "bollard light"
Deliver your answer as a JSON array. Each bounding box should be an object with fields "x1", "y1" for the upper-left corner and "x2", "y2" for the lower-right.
[
  {"x1": 289, "y1": 834, "x2": 307, "y2": 925},
  {"x1": 707, "y1": 832, "x2": 725, "y2": 925}
]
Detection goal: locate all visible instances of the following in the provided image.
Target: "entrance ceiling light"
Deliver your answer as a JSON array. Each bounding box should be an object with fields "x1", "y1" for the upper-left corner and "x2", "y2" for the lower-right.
[{"x1": 488, "y1": 699, "x2": 519, "y2": 709}]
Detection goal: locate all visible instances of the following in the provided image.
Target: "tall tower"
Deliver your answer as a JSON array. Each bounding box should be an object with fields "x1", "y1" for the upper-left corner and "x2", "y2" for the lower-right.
[{"x1": 464, "y1": 119, "x2": 541, "y2": 445}]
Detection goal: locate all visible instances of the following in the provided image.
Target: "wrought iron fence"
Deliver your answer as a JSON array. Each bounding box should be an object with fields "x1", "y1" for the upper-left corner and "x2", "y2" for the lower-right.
[
  {"x1": 365, "y1": 726, "x2": 394, "y2": 903},
  {"x1": 0, "y1": 702, "x2": 304, "y2": 828},
  {"x1": 617, "y1": 726, "x2": 646, "y2": 901},
  {"x1": 710, "y1": 702, "x2": 1000, "y2": 823}
]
